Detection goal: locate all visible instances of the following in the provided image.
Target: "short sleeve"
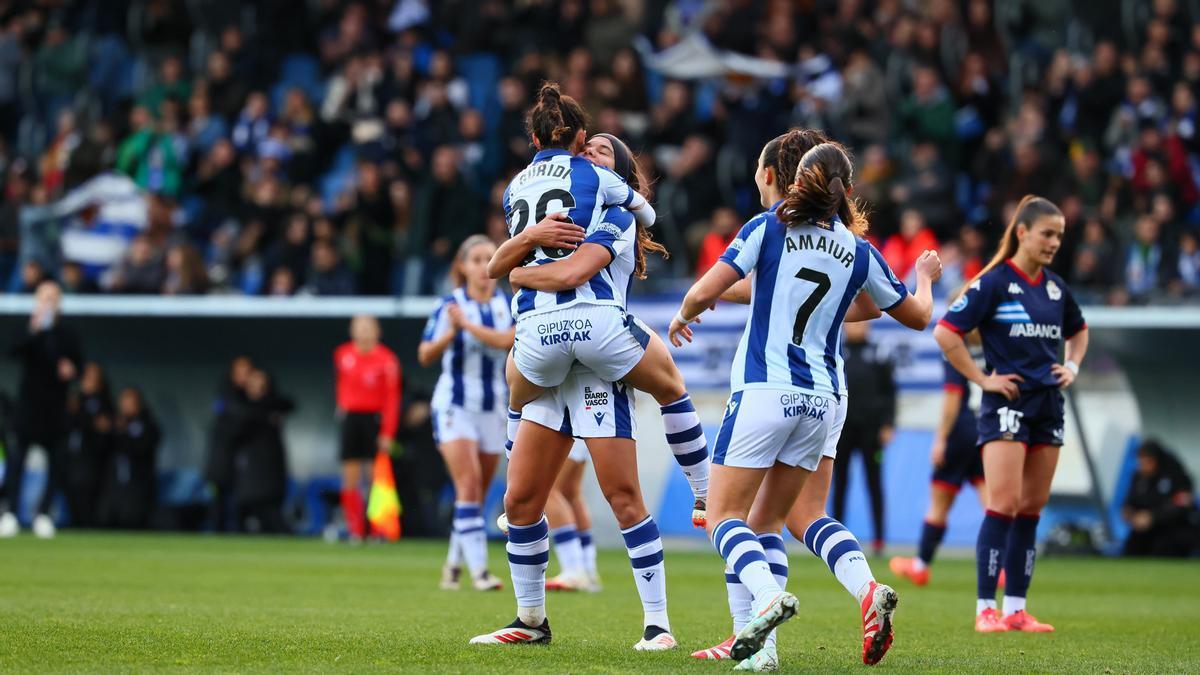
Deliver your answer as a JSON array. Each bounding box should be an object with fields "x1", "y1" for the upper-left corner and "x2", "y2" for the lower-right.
[
  {"x1": 862, "y1": 242, "x2": 909, "y2": 311},
  {"x1": 594, "y1": 164, "x2": 635, "y2": 209},
  {"x1": 422, "y1": 299, "x2": 449, "y2": 341},
  {"x1": 1061, "y1": 282, "x2": 1086, "y2": 338},
  {"x1": 718, "y1": 215, "x2": 768, "y2": 278},
  {"x1": 583, "y1": 207, "x2": 636, "y2": 260},
  {"x1": 939, "y1": 274, "x2": 997, "y2": 335}
]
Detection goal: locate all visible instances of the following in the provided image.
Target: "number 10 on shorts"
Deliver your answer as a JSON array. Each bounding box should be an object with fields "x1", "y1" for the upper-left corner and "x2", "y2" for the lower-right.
[{"x1": 997, "y1": 406, "x2": 1024, "y2": 434}]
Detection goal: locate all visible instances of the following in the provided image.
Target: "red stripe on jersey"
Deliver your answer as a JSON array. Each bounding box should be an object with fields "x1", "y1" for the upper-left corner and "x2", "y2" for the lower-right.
[{"x1": 936, "y1": 318, "x2": 965, "y2": 335}]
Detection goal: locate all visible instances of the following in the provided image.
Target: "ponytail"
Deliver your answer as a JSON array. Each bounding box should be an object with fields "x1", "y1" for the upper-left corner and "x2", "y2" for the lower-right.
[
  {"x1": 955, "y1": 194, "x2": 1062, "y2": 300},
  {"x1": 776, "y1": 141, "x2": 869, "y2": 236},
  {"x1": 525, "y1": 81, "x2": 589, "y2": 150}
]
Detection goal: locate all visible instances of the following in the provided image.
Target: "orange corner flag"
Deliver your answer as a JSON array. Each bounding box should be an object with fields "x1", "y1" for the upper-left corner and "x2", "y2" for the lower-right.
[{"x1": 367, "y1": 449, "x2": 402, "y2": 541}]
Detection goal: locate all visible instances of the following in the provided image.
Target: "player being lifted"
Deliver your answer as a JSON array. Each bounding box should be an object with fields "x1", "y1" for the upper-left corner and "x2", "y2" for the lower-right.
[
  {"x1": 934, "y1": 195, "x2": 1088, "y2": 633},
  {"x1": 669, "y1": 140, "x2": 940, "y2": 671},
  {"x1": 419, "y1": 235, "x2": 513, "y2": 592},
  {"x1": 489, "y1": 85, "x2": 710, "y2": 525}
]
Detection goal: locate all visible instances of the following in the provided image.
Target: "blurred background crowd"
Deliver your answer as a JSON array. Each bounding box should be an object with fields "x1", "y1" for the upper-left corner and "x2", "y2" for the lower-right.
[{"x1": 2, "y1": 0, "x2": 1200, "y2": 303}]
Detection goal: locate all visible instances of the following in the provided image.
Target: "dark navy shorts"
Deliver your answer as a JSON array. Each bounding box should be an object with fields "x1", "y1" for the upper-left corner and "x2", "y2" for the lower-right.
[
  {"x1": 931, "y1": 413, "x2": 984, "y2": 490},
  {"x1": 978, "y1": 388, "x2": 1065, "y2": 449}
]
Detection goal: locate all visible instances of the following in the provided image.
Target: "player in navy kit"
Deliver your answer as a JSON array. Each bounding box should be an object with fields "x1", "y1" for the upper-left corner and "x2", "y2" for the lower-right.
[
  {"x1": 934, "y1": 195, "x2": 1089, "y2": 634},
  {"x1": 890, "y1": 343, "x2": 987, "y2": 587}
]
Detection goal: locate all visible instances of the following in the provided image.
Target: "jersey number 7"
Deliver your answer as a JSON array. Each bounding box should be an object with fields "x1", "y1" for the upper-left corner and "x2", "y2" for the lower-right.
[
  {"x1": 792, "y1": 267, "x2": 832, "y2": 345},
  {"x1": 510, "y1": 188, "x2": 578, "y2": 260}
]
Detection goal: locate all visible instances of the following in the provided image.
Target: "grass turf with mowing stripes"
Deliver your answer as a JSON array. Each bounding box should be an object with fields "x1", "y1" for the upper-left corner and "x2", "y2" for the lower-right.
[{"x1": 0, "y1": 533, "x2": 1197, "y2": 672}]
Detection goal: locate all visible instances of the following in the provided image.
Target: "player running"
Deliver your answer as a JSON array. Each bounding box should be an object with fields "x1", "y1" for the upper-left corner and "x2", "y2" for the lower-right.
[
  {"x1": 934, "y1": 195, "x2": 1088, "y2": 633},
  {"x1": 489, "y1": 91, "x2": 710, "y2": 526},
  {"x1": 669, "y1": 140, "x2": 940, "y2": 670},
  {"x1": 419, "y1": 236, "x2": 513, "y2": 592},
  {"x1": 890, "y1": 335, "x2": 988, "y2": 587}
]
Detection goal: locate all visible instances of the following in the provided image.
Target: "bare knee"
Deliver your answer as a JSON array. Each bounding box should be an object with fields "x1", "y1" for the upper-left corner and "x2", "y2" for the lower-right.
[
  {"x1": 504, "y1": 489, "x2": 542, "y2": 526},
  {"x1": 988, "y1": 492, "x2": 1019, "y2": 516},
  {"x1": 1016, "y1": 494, "x2": 1048, "y2": 516},
  {"x1": 653, "y1": 377, "x2": 686, "y2": 406},
  {"x1": 604, "y1": 486, "x2": 646, "y2": 529}
]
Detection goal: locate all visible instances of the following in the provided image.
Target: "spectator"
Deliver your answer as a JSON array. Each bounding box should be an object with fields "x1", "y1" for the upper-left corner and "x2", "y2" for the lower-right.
[
  {"x1": 1172, "y1": 230, "x2": 1200, "y2": 296},
  {"x1": 162, "y1": 243, "x2": 209, "y2": 296},
  {"x1": 1124, "y1": 215, "x2": 1168, "y2": 301},
  {"x1": 230, "y1": 369, "x2": 294, "y2": 534},
  {"x1": 898, "y1": 66, "x2": 959, "y2": 165},
  {"x1": 1071, "y1": 216, "x2": 1120, "y2": 294},
  {"x1": 1123, "y1": 439, "x2": 1199, "y2": 557},
  {"x1": 302, "y1": 239, "x2": 356, "y2": 296},
  {"x1": 107, "y1": 236, "x2": 165, "y2": 294},
  {"x1": 205, "y1": 356, "x2": 253, "y2": 532},
  {"x1": 115, "y1": 105, "x2": 182, "y2": 197},
  {"x1": 882, "y1": 209, "x2": 940, "y2": 281},
  {"x1": 830, "y1": 321, "x2": 896, "y2": 557},
  {"x1": 412, "y1": 147, "x2": 481, "y2": 294},
  {"x1": 64, "y1": 363, "x2": 113, "y2": 528},
  {"x1": 694, "y1": 207, "x2": 740, "y2": 277},
  {"x1": 0, "y1": 281, "x2": 82, "y2": 539},
  {"x1": 98, "y1": 387, "x2": 160, "y2": 530}
]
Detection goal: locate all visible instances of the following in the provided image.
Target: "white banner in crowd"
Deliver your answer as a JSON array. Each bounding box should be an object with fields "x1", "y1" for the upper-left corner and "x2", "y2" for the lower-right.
[{"x1": 627, "y1": 298, "x2": 948, "y2": 392}]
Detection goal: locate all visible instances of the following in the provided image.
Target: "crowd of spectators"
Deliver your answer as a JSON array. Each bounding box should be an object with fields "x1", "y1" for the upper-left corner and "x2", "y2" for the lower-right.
[{"x1": 1, "y1": 0, "x2": 1199, "y2": 304}]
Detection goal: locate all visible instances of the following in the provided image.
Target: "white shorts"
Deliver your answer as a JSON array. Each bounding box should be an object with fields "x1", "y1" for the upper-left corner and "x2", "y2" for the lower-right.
[
  {"x1": 513, "y1": 304, "x2": 649, "y2": 388},
  {"x1": 522, "y1": 368, "x2": 638, "y2": 440},
  {"x1": 432, "y1": 404, "x2": 507, "y2": 455},
  {"x1": 712, "y1": 388, "x2": 838, "y2": 471},
  {"x1": 822, "y1": 394, "x2": 847, "y2": 460},
  {"x1": 567, "y1": 439, "x2": 589, "y2": 463}
]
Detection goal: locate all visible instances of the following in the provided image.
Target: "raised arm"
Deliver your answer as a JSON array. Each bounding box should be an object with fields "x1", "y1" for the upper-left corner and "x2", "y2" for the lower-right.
[{"x1": 884, "y1": 250, "x2": 940, "y2": 330}]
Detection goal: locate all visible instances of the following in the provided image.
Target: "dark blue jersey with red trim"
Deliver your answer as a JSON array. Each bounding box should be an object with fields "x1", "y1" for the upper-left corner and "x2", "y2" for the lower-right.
[{"x1": 938, "y1": 261, "x2": 1085, "y2": 393}]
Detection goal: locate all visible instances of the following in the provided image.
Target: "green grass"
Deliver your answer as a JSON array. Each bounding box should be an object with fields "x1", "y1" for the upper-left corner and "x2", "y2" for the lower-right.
[{"x1": 0, "y1": 533, "x2": 1197, "y2": 673}]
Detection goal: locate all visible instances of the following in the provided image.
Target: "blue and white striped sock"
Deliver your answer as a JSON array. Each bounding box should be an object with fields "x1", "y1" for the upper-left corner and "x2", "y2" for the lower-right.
[
  {"x1": 760, "y1": 532, "x2": 788, "y2": 650},
  {"x1": 507, "y1": 516, "x2": 549, "y2": 624},
  {"x1": 505, "y1": 408, "x2": 521, "y2": 458},
  {"x1": 551, "y1": 525, "x2": 585, "y2": 577},
  {"x1": 446, "y1": 531, "x2": 463, "y2": 567},
  {"x1": 713, "y1": 518, "x2": 780, "y2": 608},
  {"x1": 454, "y1": 502, "x2": 487, "y2": 577},
  {"x1": 660, "y1": 394, "x2": 710, "y2": 499},
  {"x1": 622, "y1": 516, "x2": 669, "y2": 630},
  {"x1": 578, "y1": 529, "x2": 598, "y2": 576},
  {"x1": 804, "y1": 516, "x2": 873, "y2": 602},
  {"x1": 724, "y1": 565, "x2": 753, "y2": 632}
]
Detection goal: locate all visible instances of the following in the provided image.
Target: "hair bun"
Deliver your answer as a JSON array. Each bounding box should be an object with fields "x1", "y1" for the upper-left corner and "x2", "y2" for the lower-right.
[{"x1": 538, "y1": 83, "x2": 561, "y2": 104}]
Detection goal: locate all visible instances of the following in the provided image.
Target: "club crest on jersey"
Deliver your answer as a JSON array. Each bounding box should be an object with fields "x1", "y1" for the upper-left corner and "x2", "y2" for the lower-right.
[
  {"x1": 949, "y1": 295, "x2": 968, "y2": 312},
  {"x1": 1008, "y1": 283, "x2": 1024, "y2": 295},
  {"x1": 1046, "y1": 279, "x2": 1062, "y2": 301},
  {"x1": 537, "y1": 318, "x2": 593, "y2": 345}
]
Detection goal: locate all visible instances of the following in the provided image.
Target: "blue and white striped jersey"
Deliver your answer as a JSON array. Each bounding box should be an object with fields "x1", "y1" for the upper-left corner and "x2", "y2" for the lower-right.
[
  {"x1": 423, "y1": 287, "x2": 513, "y2": 412},
  {"x1": 504, "y1": 148, "x2": 643, "y2": 319},
  {"x1": 719, "y1": 204, "x2": 908, "y2": 397},
  {"x1": 513, "y1": 206, "x2": 638, "y2": 318}
]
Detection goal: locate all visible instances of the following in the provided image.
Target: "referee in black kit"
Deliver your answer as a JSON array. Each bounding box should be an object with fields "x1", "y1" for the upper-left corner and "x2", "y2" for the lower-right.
[
  {"x1": 830, "y1": 320, "x2": 897, "y2": 557},
  {"x1": 0, "y1": 280, "x2": 83, "y2": 539}
]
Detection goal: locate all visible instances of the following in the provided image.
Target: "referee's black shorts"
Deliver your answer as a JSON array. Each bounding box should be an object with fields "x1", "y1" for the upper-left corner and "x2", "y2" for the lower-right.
[{"x1": 340, "y1": 412, "x2": 380, "y2": 461}]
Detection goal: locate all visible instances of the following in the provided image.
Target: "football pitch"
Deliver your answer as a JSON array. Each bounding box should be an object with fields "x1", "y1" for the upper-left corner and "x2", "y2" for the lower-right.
[{"x1": 0, "y1": 533, "x2": 1196, "y2": 673}]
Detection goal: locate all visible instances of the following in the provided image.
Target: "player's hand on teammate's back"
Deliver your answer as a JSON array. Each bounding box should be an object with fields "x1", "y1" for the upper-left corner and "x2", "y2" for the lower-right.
[
  {"x1": 915, "y1": 249, "x2": 943, "y2": 282},
  {"x1": 980, "y1": 371, "x2": 1022, "y2": 400},
  {"x1": 1050, "y1": 362, "x2": 1076, "y2": 389},
  {"x1": 526, "y1": 212, "x2": 585, "y2": 251}
]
